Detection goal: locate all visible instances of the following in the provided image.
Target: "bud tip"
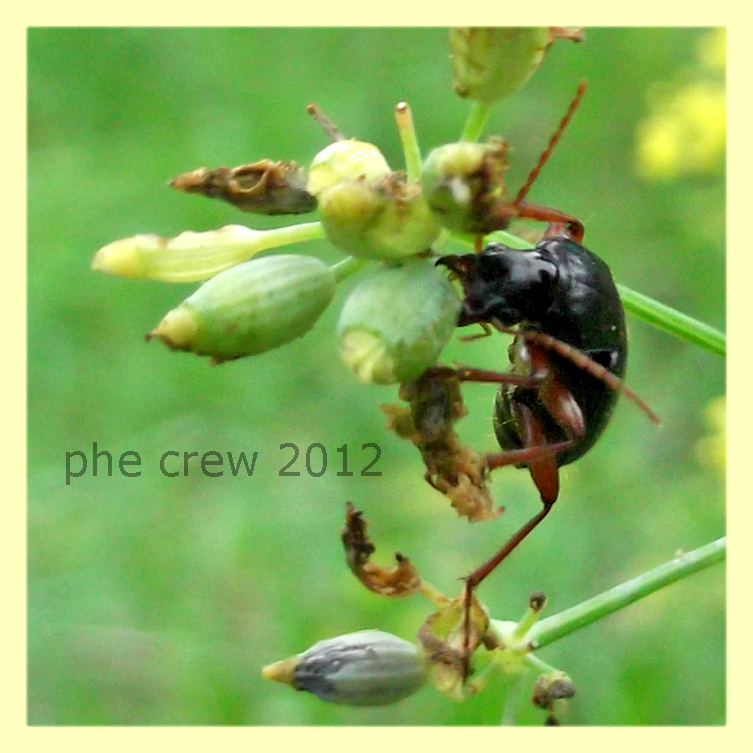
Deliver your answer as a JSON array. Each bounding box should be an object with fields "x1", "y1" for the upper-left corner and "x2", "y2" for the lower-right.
[
  {"x1": 146, "y1": 306, "x2": 199, "y2": 350},
  {"x1": 340, "y1": 330, "x2": 397, "y2": 385},
  {"x1": 91, "y1": 238, "x2": 147, "y2": 278},
  {"x1": 261, "y1": 656, "x2": 299, "y2": 685}
]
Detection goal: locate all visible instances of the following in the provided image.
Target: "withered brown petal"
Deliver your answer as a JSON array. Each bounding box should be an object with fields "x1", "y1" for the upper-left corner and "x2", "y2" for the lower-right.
[
  {"x1": 341, "y1": 502, "x2": 421, "y2": 597},
  {"x1": 417, "y1": 588, "x2": 490, "y2": 699},
  {"x1": 382, "y1": 370, "x2": 501, "y2": 522}
]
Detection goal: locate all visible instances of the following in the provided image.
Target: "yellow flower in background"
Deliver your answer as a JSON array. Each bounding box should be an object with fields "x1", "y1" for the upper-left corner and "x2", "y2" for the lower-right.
[
  {"x1": 698, "y1": 27, "x2": 726, "y2": 73},
  {"x1": 636, "y1": 29, "x2": 725, "y2": 181},
  {"x1": 695, "y1": 396, "x2": 725, "y2": 475}
]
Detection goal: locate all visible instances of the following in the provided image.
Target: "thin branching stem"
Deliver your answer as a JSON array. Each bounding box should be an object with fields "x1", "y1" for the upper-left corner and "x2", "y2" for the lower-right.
[
  {"x1": 331, "y1": 256, "x2": 369, "y2": 283},
  {"x1": 521, "y1": 537, "x2": 725, "y2": 650},
  {"x1": 460, "y1": 101, "x2": 492, "y2": 142},
  {"x1": 500, "y1": 672, "x2": 528, "y2": 726}
]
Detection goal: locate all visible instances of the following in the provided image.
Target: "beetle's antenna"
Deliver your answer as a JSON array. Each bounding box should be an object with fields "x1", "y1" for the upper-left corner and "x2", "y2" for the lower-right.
[
  {"x1": 514, "y1": 80, "x2": 587, "y2": 206},
  {"x1": 493, "y1": 322, "x2": 661, "y2": 425}
]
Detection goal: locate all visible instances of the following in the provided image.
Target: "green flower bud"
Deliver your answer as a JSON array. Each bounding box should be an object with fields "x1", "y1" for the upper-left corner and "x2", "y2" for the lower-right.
[
  {"x1": 450, "y1": 28, "x2": 583, "y2": 103},
  {"x1": 307, "y1": 139, "x2": 392, "y2": 197},
  {"x1": 147, "y1": 254, "x2": 336, "y2": 363},
  {"x1": 318, "y1": 176, "x2": 441, "y2": 260},
  {"x1": 262, "y1": 630, "x2": 426, "y2": 706},
  {"x1": 337, "y1": 258, "x2": 460, "y2": 384},
  {"x1": 421, "y1": 139, "x2": 508, "y2": 234}
]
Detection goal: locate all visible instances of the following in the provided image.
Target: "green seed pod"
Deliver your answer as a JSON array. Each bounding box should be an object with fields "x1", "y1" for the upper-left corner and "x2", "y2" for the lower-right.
[
  {"x1": 307, "y1": 139, "x2": 392, "y2": 197},
  {"x1": 337, "y1": 258, "x2": 460, "y2": 384},
  {"x1": 147, "y1": 254, "x2": 336, "y2": 363},
  {"x1": 262, "y1": 630, "x2": 427, "y2": 706},
  {"x1": 450, "y1": 27, "x2": 552, "y2": 103},
  {"x1": 421, "y1": 139, "x2": 508, "y2": 234},
  {"x1": 318, "y1": 176, "x2": 441, "y2": 260}
]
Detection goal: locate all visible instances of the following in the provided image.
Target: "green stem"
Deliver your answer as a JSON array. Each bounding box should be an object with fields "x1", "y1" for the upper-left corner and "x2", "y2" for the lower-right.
[
  {"x1": 618, "y1": 284, "x2": 726, "y2": 358},
  {"x1": 524, "y1": 537, "x2": 725, "y2": 650},
  {"x1": 499, "y1": 671, "x2": 527, "y2": 726},
  {"x1": 523, "y1": 653, "x2": 560, "y2": 676},
  {"x1": 460, "y1": 101, "x2": 492, "y2": 142},
  {"x1": 395, "y1": 102, "x2": 422, "y2": 182},
  {"x1": 331, "y1": 256, "x2": 369, "y2": 283}
]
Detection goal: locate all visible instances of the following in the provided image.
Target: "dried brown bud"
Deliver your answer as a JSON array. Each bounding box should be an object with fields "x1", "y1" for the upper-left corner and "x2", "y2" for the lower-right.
[
  {"x1": 532, "y1": 671, "x2": 576, "y2": 724},
  {"x1": 170, "y1": 159, "x2": 316, "y2": 215},
  {"x1": 529, "y1": 591, "x2": 547, "y2": 613}
]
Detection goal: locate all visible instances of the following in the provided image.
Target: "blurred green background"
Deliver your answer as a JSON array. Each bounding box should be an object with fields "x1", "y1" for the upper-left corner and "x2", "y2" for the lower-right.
[{"x1": 28, "y1": 28, "x2": 725, "y2": 725}]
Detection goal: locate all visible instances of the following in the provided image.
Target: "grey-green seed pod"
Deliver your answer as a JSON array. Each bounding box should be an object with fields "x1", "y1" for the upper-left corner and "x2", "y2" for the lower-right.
[
  {"x1": 147, "y1": 254, "x2": 336, "y2": 363},
  {"x1": 262, "y1": 630, "x2": 427, "y2": 706},
  {"x1": 337, "y1": 258, "x2": 460, "y2": 385},
  {"x1": 450, "y1": 28, "x2": 552, "y2": 103}
]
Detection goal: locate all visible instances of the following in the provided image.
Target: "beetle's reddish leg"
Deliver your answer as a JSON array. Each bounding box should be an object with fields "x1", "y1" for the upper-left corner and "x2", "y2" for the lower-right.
[
  {"x1": 451, "y1": 364, "x2": 544, "y2": 389},
  {"x1": 490, "y1": 322, "x2": 661, "y2": 425},
  {"x1": 461, "y1": 407, "x2": 563, "y2": 670},
  {"x1": 514, "y1": 201, "x2": 585, "y2": 244},
  {"x1": 483, "y1": 440, "x2": 573, "y2": 472},
  {"x1": 458, "y1": 322, "x2": 493, "y2": 343}
]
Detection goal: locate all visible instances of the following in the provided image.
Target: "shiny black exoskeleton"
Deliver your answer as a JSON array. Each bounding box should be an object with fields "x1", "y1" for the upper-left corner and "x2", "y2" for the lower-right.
[
  {"x1": 445, "y1": 235, "x2": 627, "y2": 470},
  {"x1": 435, "y1": 230, "x2": 659, "y2": 675}
]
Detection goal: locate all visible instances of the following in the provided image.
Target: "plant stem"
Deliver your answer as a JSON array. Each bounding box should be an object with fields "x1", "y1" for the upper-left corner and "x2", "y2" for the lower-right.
[
  {"x1": 500, "y1": 671, "x2": 527, "y2": 726},
  {"x1": 331, "y1": 256, "x2": 369, "y2": 283},
  {"x1": 395, "y1": 102, "x2": 422, "y2": 182},
  {"x1": 618, "y1": 284, "x2": 726, "y2": 358},
  {"x1": 460, "y1": 101, "x2": 492, "y2": 142},
  {"x1": 522, "y1": 537, "x2": 725, "y2": 650}
]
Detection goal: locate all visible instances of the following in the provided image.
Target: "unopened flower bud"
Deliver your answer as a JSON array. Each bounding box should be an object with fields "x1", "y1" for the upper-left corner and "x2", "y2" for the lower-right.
[
  {"x1": 318, "y1": 176, "x2": 441, "y2": 260},
  {"x1": 91, "y1": 222, "x2": 324, "y2": 283},
  {"x1": 307, "y1": 140, "x2": 392, "y2": 197},
  {"x1": 337, "y1": 258, "x2": 460, "y2": 384},
  {"x1": 262, "y1": 630, "x2": 426, "y2": 706},
  {"x1": 421, "y1": 139, "x2": 508, "y2": 234},
  {"x1": 450, "y1": 28, "x2": 583, "y2": 104},
  {"x1": 147, "y1": 254, "x2": 336, "y2": 363}
]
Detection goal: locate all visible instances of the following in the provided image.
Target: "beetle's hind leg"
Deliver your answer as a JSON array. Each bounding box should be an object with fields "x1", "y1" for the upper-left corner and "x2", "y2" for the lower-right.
[{"x1": 460, "y1": 407, "x2": 568, "y2": 675}]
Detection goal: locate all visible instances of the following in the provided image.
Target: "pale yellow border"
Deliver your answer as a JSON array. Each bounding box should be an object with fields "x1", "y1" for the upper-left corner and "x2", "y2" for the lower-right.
[{"x1": 11, "y1": 2, "x2": 745, "y2": 748}]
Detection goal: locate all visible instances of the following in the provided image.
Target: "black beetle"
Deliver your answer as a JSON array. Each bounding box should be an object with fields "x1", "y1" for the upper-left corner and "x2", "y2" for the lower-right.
[
  {"x1": 440, "y1": 229, "x2": 628, "y2": 499},
  {"x1": 435, "y1": 223, "x2": 659, "y2": 606}
]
